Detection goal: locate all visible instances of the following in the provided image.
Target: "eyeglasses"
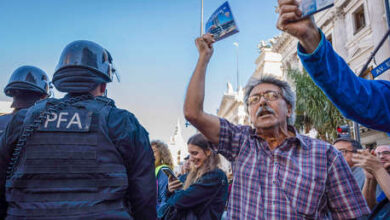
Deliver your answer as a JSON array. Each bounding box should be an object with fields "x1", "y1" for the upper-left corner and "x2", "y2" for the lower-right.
[
  {"x1": 247, "y1": 91, "x2": 282, "y2": 106},
  {"x1": 376, "y1": 151, "x2": 390, "y2": 156},
  {"x1": 339, "y1": 149, "x2": 357, "y2": 154}
]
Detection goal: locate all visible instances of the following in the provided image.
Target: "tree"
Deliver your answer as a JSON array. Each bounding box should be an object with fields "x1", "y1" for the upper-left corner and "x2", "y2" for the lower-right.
[{"x1": 288, "y1": 69, "x2": 348, "y2": 141}]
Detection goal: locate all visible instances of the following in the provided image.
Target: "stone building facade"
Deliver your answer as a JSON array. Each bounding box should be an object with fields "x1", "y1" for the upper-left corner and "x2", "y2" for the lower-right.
[{"x1": 167, "y1": 119, "x2": 188, "y2": 173}]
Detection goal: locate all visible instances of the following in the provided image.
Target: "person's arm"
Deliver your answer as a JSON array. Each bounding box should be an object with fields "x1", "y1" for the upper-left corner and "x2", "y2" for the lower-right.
[
  {"x1": 326, "y1": 151, "x2": 370, "y2": 219},
  {"x1": 109, "y1": 110, "x2": 156, "y2": 220},
  {"x1": 157, "y1": 171, "x2": 169, "y2": 211},
  {"x1": 184, "y1": 34, "x2": 220, "y2": 145},
  {"x1": 167, "y1": 170, "x2": 227, "y2": 209},
  {"x1": 127, "y1": 118, "x2": 156, "y2": 220},
  {"x1": 362, "y1": 176, "x2": 378, "y2": 209},
  {"x1": 299, "y1": 32, "x2": 390, "y2": 132},
  {"x1": 277, "y1": 0, "x2": 390, "y2": 132},
  {"x1": 373, "y1": 167, "x2": 390, "y2": 202},
  {"x1": 184, "y1": 34, "x2": 248, "y2": 161},
  {"x1": 353, "y1": 151, "x2": 390, "y2": 207},
  {"x1": 0, "y1": 110, "x2": 27, "y2": 218},
  {"x1": 0, "y1": 128, "x2": 10, "y2": 218}
]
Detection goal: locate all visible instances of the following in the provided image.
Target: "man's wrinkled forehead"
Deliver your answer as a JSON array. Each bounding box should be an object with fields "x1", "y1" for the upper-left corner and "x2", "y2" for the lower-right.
[
  {"x1": 250, "y1": 83, "x2": 282, "y2": 95},
  {"x1": 375, "y1": 145, "x2": 390, "y2": 153}
]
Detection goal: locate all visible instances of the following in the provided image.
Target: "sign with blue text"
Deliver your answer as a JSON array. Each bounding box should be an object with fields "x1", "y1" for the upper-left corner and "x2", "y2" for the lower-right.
[
  {"x1": 371, "y1": 57, "x2": 390, "y2": 78},
  {"x1": 205, "y1": 1, "x2": 239, "y2": 41},
  {"x1": 299, "y1": 0, "x2": 334, "y2": 17}
]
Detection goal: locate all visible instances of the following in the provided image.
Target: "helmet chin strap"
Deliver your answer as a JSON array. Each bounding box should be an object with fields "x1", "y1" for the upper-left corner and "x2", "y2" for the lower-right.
[{"x1": 104, "y1": 89, "x2": 108, "y2": 97}]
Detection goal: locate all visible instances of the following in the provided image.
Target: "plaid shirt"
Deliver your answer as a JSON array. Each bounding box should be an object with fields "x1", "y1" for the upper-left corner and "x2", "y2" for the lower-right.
[{"x1": 214, "y1": 118, "x2": 370, "y2": 220}]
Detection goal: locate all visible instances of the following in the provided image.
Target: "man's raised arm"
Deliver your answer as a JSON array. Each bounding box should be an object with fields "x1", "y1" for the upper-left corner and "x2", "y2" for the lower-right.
[
  {"x1": 184, "y1": 34, "x2": 220, "y2": 145},
  {"x1": 277, "y1": 0, "x2": 390, "y2": 132}
]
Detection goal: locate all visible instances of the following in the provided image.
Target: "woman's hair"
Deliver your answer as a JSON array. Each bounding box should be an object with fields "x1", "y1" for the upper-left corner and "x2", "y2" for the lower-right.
[
  {"x1": 183, "y1": 133, "x2": 221, "y2": 189},
  {"x1": 150, "y1": 140, "x2": 174, "y2": 169}
]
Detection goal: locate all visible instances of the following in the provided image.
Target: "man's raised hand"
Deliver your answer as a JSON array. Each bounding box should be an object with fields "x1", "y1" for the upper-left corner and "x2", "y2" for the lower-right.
[
  {"x1": 276, "y1": 0, "x2": 321, "y2": 53},
  {"x1": 195, "y1": 33, "x2": 215, "y2": 61}
]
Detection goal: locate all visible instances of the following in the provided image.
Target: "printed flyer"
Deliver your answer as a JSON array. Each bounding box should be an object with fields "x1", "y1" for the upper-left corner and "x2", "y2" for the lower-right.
[
  {"x1": 299, "y1": 0, "x2": 334, "y2": 17},
  {"x1": 205, "y1": 1, "x2": 239, "y2": 41}
]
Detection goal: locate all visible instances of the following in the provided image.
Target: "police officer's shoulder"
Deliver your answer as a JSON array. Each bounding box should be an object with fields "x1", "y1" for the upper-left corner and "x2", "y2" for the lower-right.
[
  {"x1": 107, "y1": 107, "x2": 149, "y2": 134},
  {"x1": 0, "y1": 109, "x2": 28, "y2": 144},
  {"x1": 7, "y1": 108, "x2": 29, "y2": 130},
  {"x1": 15, "y1": 108, "x2": 29, "y2": 116},
  {"x1": 35, "y1": 98, "x2": 49, "y2": 105},
  {"x1": 106, "y1": 107, "x2": 142, "y2": 145},
  {"x1": 22, "y1": 98, "x2": 59, "y2": 122},
  {"x1": 95, "y1": 96, "x2": 116, "y2": 107},
  {"x1": 34, "y1": 97, "x2": 51, "y2": 107},
  {"x1": 108, "y1": 107, "x2": 137, "y2": 123},
  {"x1": 0, "y1": 113, "x2": 14, "y2": 121},
  {"x1": 29, "y1": 98, "x2": 55, "y2": 112}
]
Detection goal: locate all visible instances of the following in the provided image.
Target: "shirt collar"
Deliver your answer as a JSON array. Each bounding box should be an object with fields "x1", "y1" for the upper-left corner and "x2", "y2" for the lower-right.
[{"x1": 249, "y1": 125, "x2": 310, "y2": 150}]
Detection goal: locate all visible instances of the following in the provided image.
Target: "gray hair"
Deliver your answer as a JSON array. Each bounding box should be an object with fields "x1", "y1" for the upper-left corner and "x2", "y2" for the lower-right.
[{"x1": 244, "y1": 75, "x2": 296, "y2": 125}]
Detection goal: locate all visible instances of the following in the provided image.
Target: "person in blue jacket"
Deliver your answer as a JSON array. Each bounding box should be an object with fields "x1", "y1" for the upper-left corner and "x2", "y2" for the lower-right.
[
  {"x1": 277, "y1": 0, "x2": 390, "y2": 218},
  {"x1": 0, "y1": 40, "x2": 156, "y2": 219},
  {"x1": 165, "y1": 133, "x2": 228, "y2": 220},
  {"x1": 277, "y1": 0, "x2": 390, "y2": 133},
  {"x1": 151, "y1": 140, "x2": 174, "y2": 219}
]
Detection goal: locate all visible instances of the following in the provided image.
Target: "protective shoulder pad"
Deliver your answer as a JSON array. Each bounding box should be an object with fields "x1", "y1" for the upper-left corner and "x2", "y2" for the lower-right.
[
  {"x1": 44, "y1": 98, "x2": 61, "y2": 106},
  {"x1": 96, "y1": 96, "x2": 115, "y2": 106}
]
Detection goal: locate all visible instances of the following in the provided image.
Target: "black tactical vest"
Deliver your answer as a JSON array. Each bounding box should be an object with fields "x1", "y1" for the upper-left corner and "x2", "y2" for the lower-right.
[{"x1": 5, "y1": 97, "x2": 132, "y2": 219}]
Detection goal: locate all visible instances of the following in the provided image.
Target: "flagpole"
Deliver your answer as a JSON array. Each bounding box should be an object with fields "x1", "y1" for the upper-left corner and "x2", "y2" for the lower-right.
[
  {"x1": 233, "y1": 42, "x2": 239, "y2": 90},
  {"x1": 201, "y1": 0, "x2": 204, "y2": 36}
]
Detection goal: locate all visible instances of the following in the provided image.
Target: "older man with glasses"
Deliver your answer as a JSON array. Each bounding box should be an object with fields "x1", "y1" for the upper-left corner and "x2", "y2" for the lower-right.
[
  {"x1": 333, "y1": 138, "x2": 365, "y2": 189},
  {"x1": 184, "y1": 33, "x2": 370, "y2": 220}
]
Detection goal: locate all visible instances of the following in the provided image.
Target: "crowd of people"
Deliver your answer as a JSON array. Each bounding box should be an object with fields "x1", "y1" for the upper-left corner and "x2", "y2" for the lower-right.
[{"x1": 0, "y1": 0, "x2": 389, "y2": 219}]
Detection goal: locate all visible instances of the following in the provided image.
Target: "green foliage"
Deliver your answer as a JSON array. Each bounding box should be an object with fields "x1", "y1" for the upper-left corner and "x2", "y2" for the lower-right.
[{"x1": 288, "y1": 69, "x2": 347, "y2": 141}]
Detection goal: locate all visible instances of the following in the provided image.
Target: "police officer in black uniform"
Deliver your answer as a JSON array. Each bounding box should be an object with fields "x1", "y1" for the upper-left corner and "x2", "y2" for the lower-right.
[
  {"x1": 0, "y1": 40, "x2": 156, "y2": 219},
  {"x1": 0, "y1": 66, "x2": 50, "y2": 135}
]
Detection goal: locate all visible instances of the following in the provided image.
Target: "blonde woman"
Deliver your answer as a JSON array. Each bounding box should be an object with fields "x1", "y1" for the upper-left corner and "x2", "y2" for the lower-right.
[
  {"x1": 164, "y1": 134, "x2": 228, "y2": 220},
  {"x1": 151, "y1": 140, "x2": 174, "y2": 219}
]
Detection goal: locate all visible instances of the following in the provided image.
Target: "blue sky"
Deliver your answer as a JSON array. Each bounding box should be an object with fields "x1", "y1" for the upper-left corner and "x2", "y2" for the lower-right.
[{"x1": 0, "y1": 0, "x2": 280, "y2": 142}]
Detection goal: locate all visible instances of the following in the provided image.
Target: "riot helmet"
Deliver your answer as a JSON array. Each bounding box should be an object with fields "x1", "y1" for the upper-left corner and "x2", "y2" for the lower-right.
[
  {"x1": 4, "y1": 65, "x2": 50, "y2": 97},
  {"x1": 53, "y1": 40, "x2": 118, "y2": 93}
]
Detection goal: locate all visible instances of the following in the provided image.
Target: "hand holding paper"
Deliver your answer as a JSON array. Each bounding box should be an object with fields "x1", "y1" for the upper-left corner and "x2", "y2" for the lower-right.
[{"x1": 277, "y1": 0, "x2": 321, "y2": 53}]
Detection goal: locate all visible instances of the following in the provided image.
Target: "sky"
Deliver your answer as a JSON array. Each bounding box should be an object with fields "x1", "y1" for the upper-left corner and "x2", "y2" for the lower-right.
[{"x1": 0, "y1": 0, "x2": 280, "y2": 142}]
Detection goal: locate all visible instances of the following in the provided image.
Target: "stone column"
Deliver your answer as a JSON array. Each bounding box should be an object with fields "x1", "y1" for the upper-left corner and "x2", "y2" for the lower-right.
[{"x1": 333, "y1": 8, "x2": 348, "y2": 58}]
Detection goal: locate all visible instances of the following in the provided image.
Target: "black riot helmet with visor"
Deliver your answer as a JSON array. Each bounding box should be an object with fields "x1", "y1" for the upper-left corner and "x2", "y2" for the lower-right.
[
  {"x1": 4, "y1": 65, "x2": 50, "y2": 97},
  {"x1": 53, "y1": 40, "x2": 120, "y2": 93}
]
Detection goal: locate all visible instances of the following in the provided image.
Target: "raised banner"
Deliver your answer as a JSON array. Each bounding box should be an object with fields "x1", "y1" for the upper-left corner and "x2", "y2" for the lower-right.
[{"x1": 205, "y1": 1, "x2": 239, "y2": 41}]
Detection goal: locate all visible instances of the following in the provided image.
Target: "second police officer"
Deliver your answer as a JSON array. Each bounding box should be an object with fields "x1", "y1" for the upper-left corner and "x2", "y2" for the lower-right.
[
  {"x1": 0, "y1": 40, "x2": 156, "y2": 219},
  {"x1": 0, "y1": 66, "x2": 50, "y2": 135}
]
